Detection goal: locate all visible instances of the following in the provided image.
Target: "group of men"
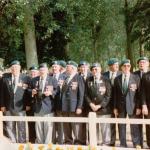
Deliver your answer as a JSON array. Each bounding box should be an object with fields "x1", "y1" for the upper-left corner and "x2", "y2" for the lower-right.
[{"x1": 0, "y1": 57, "x2": 150, "y2": 148}]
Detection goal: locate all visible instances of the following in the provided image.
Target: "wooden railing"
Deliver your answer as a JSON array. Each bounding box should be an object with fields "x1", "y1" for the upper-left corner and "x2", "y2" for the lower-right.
[{"x1": 0, "y1": 111, "x2": 149, "y2": 149}]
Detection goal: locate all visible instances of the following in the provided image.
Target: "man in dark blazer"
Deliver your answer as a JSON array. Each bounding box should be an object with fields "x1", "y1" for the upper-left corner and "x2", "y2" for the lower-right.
[
  {"x1": 51, "y1": 60, "x2": 66, "y2": 144},
  {"x1": 0, "y1": 60, "x2": 30, "y2": 143},
  {"x1": 141, "y1": 69, "x2": 150, "y2": 148},
  {"x1": 78, "y1": 60, "x2": 91, "y2": 145},
  {"x1": 134, "y1": 56, "x2": 149, "y2": 147},
  {"x1": 31, "y1": 63, "x2": 57, "y2": 144},
  {"x1": 113, "y1": 59, "x2": 141, "y2": 148},
  {"x1": 26, "y1": 65, "x2": 39, "y2": 143},
  {"x1": 85, "y1": 63, "x2": 112, "y2": 145},
  {"x1": 103, "y1": 58, "x2": 121, "y2": 146},
  {"x1": 61, "y1": 61, "x2": 85, "y2": 144}
]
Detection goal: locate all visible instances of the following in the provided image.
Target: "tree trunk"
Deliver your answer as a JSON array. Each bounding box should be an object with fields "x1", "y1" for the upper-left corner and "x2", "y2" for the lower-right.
[
  {"x1": 24, "y1": 5, "x2": 38, "y2": 69},
  {"x1": 97, "y1": 0, "x2": 127, "y2": 63}
]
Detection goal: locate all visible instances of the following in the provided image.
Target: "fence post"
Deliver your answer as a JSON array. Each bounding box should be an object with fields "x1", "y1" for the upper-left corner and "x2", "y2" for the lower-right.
[
  {"x1": 0, "y1": 111, "x2": 3, "y2": 137},
  {"x1": 88, "y1": 112, "x2": 97, "y2": 146}
]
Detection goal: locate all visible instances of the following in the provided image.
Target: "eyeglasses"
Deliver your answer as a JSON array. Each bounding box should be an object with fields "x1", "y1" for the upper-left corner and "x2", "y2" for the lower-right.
[{"x1": 123, "y1": 65, "x2": 131, "y2": 67}]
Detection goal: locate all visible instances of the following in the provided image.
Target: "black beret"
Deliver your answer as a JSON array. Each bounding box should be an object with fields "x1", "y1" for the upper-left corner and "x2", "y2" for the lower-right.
[
  {"x1": 52, "y1": 60, "x2": 60, "y2": 66},
  {"x1": 107, "y1": 58, "x2": 119, "y2": 66},
  {"x1": 137, "y1": 57, "x2": 149, "y2": 63},
  {"x1": 121, "y1": 59, "x2": 130, "y2": 66},
  {"x1": 10, "y1": 60, "x2": 20, "y2": 66},
  {"x1": 90, "y1": 63, "x2": 101, "y2": 70},
  {"x1": 39, "y1": 63, "x2": 48, "y2": 68},
  {"x1": 67, "y1": 61, "x2": 78, "y2": 68},
  {"x1": 29, "y1": 65, "x2": 38, "y2": 71},
  {"x1": 78, "y1": 60, "x2": 88, "y2": 67},
  {"x1": 59, "y1": 60, "x2": 66, "y2": 68}
]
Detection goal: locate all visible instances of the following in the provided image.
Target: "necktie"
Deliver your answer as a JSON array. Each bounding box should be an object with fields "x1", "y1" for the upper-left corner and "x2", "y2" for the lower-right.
[
  {"x1": 39, "y1": 78, "x2": 44, "y2": 92},
  {"x1": 65, "y1": 75, "x2": 70, "y2": 84},
  {"x1": 110, "y1": 72, "x2": 115, "y2": 85},
  {"x1": 13, "y1": 77, "x2": 17, "y2": 93},
  {"x1": 122, "y1": 75, "x2": 128, "y2": 94}
]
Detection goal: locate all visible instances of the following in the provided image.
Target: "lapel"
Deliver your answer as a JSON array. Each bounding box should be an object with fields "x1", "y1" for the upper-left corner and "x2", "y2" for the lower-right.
[
  {"x1": 7, "y1": 74, "x2": 14, "y2": 93},
  {"x1": 118, "y1": 74, "x2": 122, "y2": 91}
]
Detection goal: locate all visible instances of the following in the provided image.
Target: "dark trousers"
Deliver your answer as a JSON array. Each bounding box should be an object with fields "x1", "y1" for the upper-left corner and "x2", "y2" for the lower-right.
[
  {"x1": 62, "y1": 112, "x2": 80, "y2": 144},
  {"x1": 52, "y1": 111, "x2": 64, "y2": 144},
  {"x1": 26, "y1": 109, "x2": 36, "y2": 143},
  {"x1": 135, "y1": 114, "x2": 143, "y2": 147},
  {"x1": 145, "y1": 114, "x2": 150, "y2": 147},
  {"x1": 118, "y1": 112, "x2": 141, "y2": 147},
  {"x1": 110, "y1": 113, "x2": 116, "y2": 145},
  {"x1": 77, "y1": 111, "x2": 87, "y2": 145},
  {"x1": 4, "y1": 110, "x2": 26, "y2": 143}
]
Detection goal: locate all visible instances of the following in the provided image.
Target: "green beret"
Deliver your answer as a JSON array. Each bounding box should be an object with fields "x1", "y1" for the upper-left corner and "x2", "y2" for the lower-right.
[
  {"x1": 59, "y1": 60, "x2": 66, "y2": 68},
  {"x1": 29, "y1": 65, "x2": 38, "y2": 71},
  {"x1": 67, "y1": 61, "x2": 78, "y2": 68},
  {"x1": 39, "y1": 63, "x2": 48, "y2": 69},
  {"x1": 137, "y1": 57, "x2": 149, "y2": 63},
  {"x1": 90, "y1": 63, "x2": 101, "y2": 70},
  {"x1": 51, "y1": 60, "x2": 60, "y2": 66},
  {"x1": 78, "y1": 60, "x2": 88, "y2": 67},
  {"x1": 10, "y1": 60, "x2": 20, "y2": 66},
  {"x1": 121, "y1": 59, "x2": 130, "y2": 66},
  {"x1": 107, "y1": 58, "x2": 119, "y2": 66}
]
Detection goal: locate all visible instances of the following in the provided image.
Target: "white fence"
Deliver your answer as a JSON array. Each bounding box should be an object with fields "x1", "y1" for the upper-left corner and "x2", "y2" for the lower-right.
[{"x1": 0, "y1": 111, "x2": 149, "y2": 150}]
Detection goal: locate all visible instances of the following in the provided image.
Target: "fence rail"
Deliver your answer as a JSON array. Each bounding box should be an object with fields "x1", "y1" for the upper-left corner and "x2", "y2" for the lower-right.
[{"x1": 0, "y1": 111, "x2": 149, "y2": 149}]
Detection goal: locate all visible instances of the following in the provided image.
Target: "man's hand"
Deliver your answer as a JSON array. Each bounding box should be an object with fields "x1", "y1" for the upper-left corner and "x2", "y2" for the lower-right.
[
  {"x1": 1, "y1": 107, "x2": 6, "y2": 113},
  {"x1": 136, "y1": 108, "x2": 141, "y2": 116},
  {"x1": 44, "y1": 90, "x2": 52, "y2": 96},
  {"x1": 26, "y1": 106, "x2": 31, "y2": 111},
  {"x1": 113, "y1": 109, "x2": 118, "y2": 118},
  {"x1": 90, "y1": 103, "x2": 97, "y2": 112},
  {"x1": 76, "y1": 108, "x2": 82, "y2": 115},
  {"x1": 32, "y1": 89, "x2": 37, "y2": 97},
  {"x1": 142, "y1": 105, "x2": 148, "y2": 115},
  {"x1": 95, "y1": 105, "x2": 101, "y2": 111}
]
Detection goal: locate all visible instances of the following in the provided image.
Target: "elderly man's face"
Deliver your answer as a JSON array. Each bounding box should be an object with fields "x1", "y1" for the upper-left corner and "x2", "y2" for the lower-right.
[
  {"x1": 138, "y1": 60, "x2": 149, "y2": 71},
  {"x1": 121, "y1": 63, "x2": 131, "y2": 74},
  {"x1": 91, "y1": 67, "x2": 101, "y2": 77},
  {"x1": 52, "y1": 64, "x2": 61, "y2": 74},
  {"x1": 109, "y1": 63, "x2": 119, "y2": 72},
  {"x1": 80, "y1": 65, "x2": 89, "y2": 74},
  {"x1": 39, "y1": 67, "x2": 48, "y2": 77},
  {"x1": 11, "y1": 64, "x2": 21, "y2": 76}
]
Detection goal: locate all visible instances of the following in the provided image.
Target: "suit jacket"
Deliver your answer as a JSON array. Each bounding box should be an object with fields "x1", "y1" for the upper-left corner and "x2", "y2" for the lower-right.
[
  {"x1": 53, "y1": 73, "x2": 67, "y2": 111},
  {"x1": 114, "y1": 73, "x2": 140, "y2": 115},
  {"x1": 103, "y1": 71, "x2": 122, "y2": 110},
  {"x1": 141, "y1": 71, "x2": 150, "y2": 110},
  {"x1": 30, "y1": 75, "x2": 57, "y2": 114},
  {"x1": 85, "y1": 75, "x2": 112, "y2": 115},
  {"x1": 1, "y1": 73, "x2": 30, "y2": 112},
  {"x1": 61, "y1": 73, "x2": 85, "y2": 112}
]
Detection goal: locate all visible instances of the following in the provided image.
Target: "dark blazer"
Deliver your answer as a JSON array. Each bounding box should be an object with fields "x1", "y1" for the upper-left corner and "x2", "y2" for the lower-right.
[
  {"x1": 141, "y1": 71, "x2": 150, "y2": 109},
  {"x1": 30, "y1": 75, "x2": 57, "y2": 114},
  {"x1": 61, "y1": 73, "x2": 85, "y2": 112},
  {"x1": 53, "y1": 73, "x2": 67, "y2": 111},
  {"x1": 1, "y1": 73, "x2": 30, "y2": 112},
  {"x1": 114, "y1": 73, "x2": 140, "y2": 115},
  {"x1": 85, "y1": 75, "x2": 112, "y2": 115},
  {"x1": 103, "y1": 71, "x2": 122, "y2": 110}
]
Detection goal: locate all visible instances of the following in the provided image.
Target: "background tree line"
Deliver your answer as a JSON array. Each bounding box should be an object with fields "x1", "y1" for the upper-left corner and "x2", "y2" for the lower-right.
[{"x1": 0, "y1": 0, "x2": 149, "y2": 69}]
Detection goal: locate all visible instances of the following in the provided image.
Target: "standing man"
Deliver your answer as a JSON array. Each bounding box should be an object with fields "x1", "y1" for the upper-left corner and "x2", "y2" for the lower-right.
[
  {"x1": 113, "y1": 59, "x2": 141, "y2": 148},
  {"x1": 26, "y1": 65, "x2": 39, "y2": 143},
  {"x1": 31, "y1": 63, "x2": 57, "y2": 144},
  {"x1": 141, "y1": 59, "x2": 150, "y2": 148},
  {"x1": 103, "y1": 58, "x2": 121, "y2": 146},
  {"x1": 61, "y1": 61, "x2": 85, "y2": 144},
  {"x1": 134, "y1": 56, "x2": 149, "y2": 147},
  {"x1": 85, "y1": 63, "x2": 112, "y2": 145},
  {"x1": 78, "y1": 60, "x2": 91, "y2": 145},
  {"x1": 0, "y1": 60, "x2": 30, "y2": 143},
  {"x1": 51, "y1": 60, "x2": 66, "y2": 144}
]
